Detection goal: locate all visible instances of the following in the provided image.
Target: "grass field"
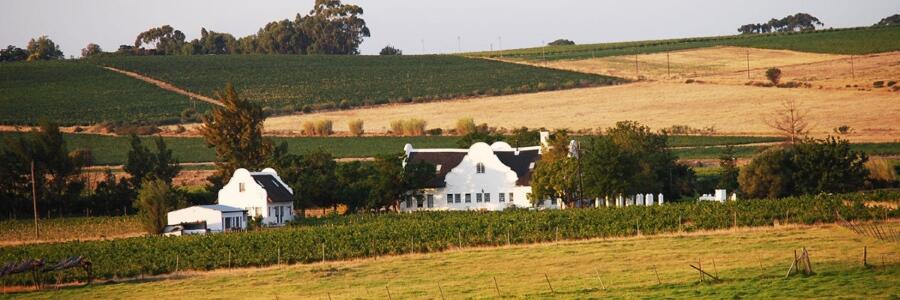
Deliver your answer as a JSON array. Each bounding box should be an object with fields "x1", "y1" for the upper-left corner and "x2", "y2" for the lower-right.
[
  {"x1": 470, "y1": 26, "x2": 900, "y2": 61},
  {"x1": 92, "y1": 55, "x2": 621, "y2": 113},
  {"x1": 5, "y1": 224, "x2": 897, "y2": 299},
  {"x1": 0, "y1": 217, "x2": 141, "y2": 247},
  {"x1": 0, "y1": 61, "x2": 207, "y2": 126},
  {"x1": 0, "y1": 132, "x2": 791, "y2": 165}
]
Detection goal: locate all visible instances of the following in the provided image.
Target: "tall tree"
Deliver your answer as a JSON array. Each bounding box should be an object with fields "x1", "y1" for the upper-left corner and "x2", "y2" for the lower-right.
[
  {"x1": 335, "y1": 161, "x2": 373, "y2": 213},
  {"x1": 874, "y1": 14, "x2": 900, "y2": 26},
  {"x1": 25, "y1": 36, "x2": 63, "y2": 61},
  {"x1": 301, "y1": 0, "x2": 371, "y2": 55},
  {"x1": 580, "y1": 136, "x2": 636, "y2": 201},
  {"x1": 134, "y1": 178, "x2": 183, "y2": 234},
  {"x1": 765, "y1": 99, "x2": 809, "y2": 145},
  {"x1": 280, "y1": 149, "x2": 338, "y2": 213},
  {"x1": 530, "y1": 130, "x2": 579, "y2": 207},
  {"x1": 199, "y1": 83, "x2": 275, "y2": 189},
  {"x1": 134, "y1": 25, "x2": 186, "y2": 55},
  {"x1": 379, "y1": 45, "x2": 402, "y2": 55},
  {"x1": 717, "y1": 145, "x2": 740, "y2": 191},
  {"x1": 81, "y1": 43, "x2": 103, "y2": 58},
  {"x1": 1, "y1": 45, "x2": 29, "y2": 62}
]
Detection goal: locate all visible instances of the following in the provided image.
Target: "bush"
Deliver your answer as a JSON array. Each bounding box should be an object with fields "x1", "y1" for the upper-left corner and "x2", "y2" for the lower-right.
[
  {"x1": 766, "y1": 68, "x2": 782, "y2": 85},
  {"x1": 314, "y1": 119, "x2": 333, "y2": 136},
  {"x1": 873, "y1": 81, "x2": 885, "y2": 88},
  {"x1": 302, "y1": 120, "x2": 316, "y2": 135},
  {"x1": 833, "y1": 125, "x2": 853, "y2": 135},
  {"x1": 426, "y1": 128, "x2": 443, "y2": 136},
  {"x1": 389, "y1": 120, "x2": 403, "y2": 135},
  {"x1": 456, "y1": 117, "x2": 476, "y2": 135},
  {"x1": 739, "y1": 137, "x2": 869, "y2": 198},
  {"x1": 339, "y1": 99, "x2": 352, "y2": 110},
  {"x1": 348, "y1": 119, "x2": 364, "y2": 137},
  {"x1": 865, "y1": 156, "x2": 896, "y2": 183},
  {"x1": 180, "y1": 108, "x2": 198, "y2": 123}
]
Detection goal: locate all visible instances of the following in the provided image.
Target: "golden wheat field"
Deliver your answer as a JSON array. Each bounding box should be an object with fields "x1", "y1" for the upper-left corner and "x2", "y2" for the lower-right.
[
  {"x1": 264, "y1": 81, "x2": 899, "y2": 142},
  {"x1": 264, "y1": 47, "x2": 899, "y2": 141}
]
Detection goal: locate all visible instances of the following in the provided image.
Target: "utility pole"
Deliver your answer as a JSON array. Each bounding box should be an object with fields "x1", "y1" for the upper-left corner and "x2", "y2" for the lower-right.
[
  {"x1": 635, "y1": 53, "x2": 639, "y2": 79},
  {"x1": 667, "y1": 51, "x2": 671, "y2": 78},
  {"x1": 421, "y1": 39, "x2": 425, "y2": 55},
  {"x1": 457, "y1": 36, "x2": 461, "y2": 53},
  {"x1": 498, "y1": 36, "x2": 503, "y2": 58},
  {"x1": 31, "y1": 160, "x2": 39, "y2": 239},
  {"x1": 746, "y1": 50, "x2": 750, "y2": 79},
  {"x1": 850, "y1": 55, "x2": 855, "y2": 80}
]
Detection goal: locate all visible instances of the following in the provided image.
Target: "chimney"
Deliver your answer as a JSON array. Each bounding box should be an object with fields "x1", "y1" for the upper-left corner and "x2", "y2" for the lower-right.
[{"x1": 539, "y1": 131, "x2": 550, "y2": 148}]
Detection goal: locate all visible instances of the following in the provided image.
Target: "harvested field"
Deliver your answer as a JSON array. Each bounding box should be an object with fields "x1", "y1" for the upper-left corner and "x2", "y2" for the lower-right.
[
  {"x1": 265, "y1": 81, "x2": 900, "y2": 142},
  {"x1": 533, "y1": 47, "x2": 900, "y2": 91}
]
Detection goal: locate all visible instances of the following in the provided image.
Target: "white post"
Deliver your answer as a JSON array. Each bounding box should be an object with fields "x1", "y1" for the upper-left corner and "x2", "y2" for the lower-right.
[
  {"x1": 658, "y1": 193, "x2": 664, "y2": 205},
  {"x1": 636, "y1": 194, "x2": 644, "y2": 206},
  {"x1": 646, "y1": 193, "x2": 654, "y2": 206}
]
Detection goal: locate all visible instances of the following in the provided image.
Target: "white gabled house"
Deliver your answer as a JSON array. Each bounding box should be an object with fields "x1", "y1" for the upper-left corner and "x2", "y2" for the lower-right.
[
  {"x1": 218, "y1": 168, "x2": 295, "y2": 225},
  {"x1": 166, "y1": 167, "x2": 295, "y2": 234},
  {"x1": 401, "y1": 140, "x2": 551, "y2": 211}
]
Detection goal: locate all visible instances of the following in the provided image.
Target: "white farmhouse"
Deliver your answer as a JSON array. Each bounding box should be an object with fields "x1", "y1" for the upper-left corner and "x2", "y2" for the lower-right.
[
  {"x1": 218, "y1": 168, "x2": 295, "y2": 225},
  {"x1": 166, "y1": 204, "x2": 248, "y2": 234},
  {"x1": 166, "y1": 168, "x2": 295, "y2": 234},
  {"x1": 401, "y1": 140, "x2": 553, "y2": 211}
]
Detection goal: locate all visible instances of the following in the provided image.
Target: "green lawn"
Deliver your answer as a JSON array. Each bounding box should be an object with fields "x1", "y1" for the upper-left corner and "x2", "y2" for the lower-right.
[
  {"x1": 0, "y1": 61, "x2": 209, "y2": 126},
  {"x1": 0, "y1": 133, "x2": 790, "y2": 165},
  {"x1": 4, "y1": 224, "x2": 896, "y2": 299},
  {"x1": 470, "y1": 26, "x2": 900, "y2": 61},
  {"x1": 92, "y1": 55, "x2": 621, "y2": 113}
]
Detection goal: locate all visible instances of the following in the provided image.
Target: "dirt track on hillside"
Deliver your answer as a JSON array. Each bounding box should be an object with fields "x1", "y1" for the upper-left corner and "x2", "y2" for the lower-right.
[{"x1": 102, "y1": 66, "x2": 224, "y2": 107}]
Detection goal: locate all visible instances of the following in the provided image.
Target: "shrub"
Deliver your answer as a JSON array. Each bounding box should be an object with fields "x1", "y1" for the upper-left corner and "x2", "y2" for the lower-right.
[
  {"x1": 766, "y1": 68, "x2": 782, "y2": 85},
  {"x1": 456, "y1": 117, "x2": 476, "y2": 135},
  {"x1": 302, "y1": 121, "x2": 316, "y2": 135},
  {"x1": 426, "y1": 128, "x2": 443, "y2": 136},
  {"x1": 402, "y1": 118, "x2": 427, "y2": 136},
  {"x1": 887, "y1": 81, "x2": 897, "y2": 87},
  {"x1": 314, "y1": 119, "x2": 333, "y2": 136},
  {"x1": 389, "y1": 120, "x2": 404, "y2": 135},
  {"x1": 833, "y1": 125, "x2": 853, "y2": 135},
  {"x1": 865, "y1": 156, "x2": 896, "y2": 183},
  {"x1": 301, "y1": 105, "x2": 312, "y2": 113},
  {"x1": 180, "y1": 108, "x2": 198, "y2": 123},
  {"x1": 348, "y1": 119, "x2": 364, "y2": 137},
  {"x1": 338, "y1": 99, "x2": 352, "y2": 110}
]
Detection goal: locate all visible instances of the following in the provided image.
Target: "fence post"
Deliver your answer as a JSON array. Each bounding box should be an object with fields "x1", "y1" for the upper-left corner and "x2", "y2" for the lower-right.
[
  {"x1": 493, "y1": 276, "x2": 501, "y2": 297},
  {"x1": 863, "y1": 246, "x2": 867, "y2": 267},
  {"x1": 438, "y1": 283, "x2": 446, "y2": 300}
]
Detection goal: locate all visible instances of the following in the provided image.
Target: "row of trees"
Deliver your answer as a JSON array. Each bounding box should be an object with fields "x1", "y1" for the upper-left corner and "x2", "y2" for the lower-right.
[
  {"x1": 0, "y1": 119, "x2": 185, "y2": 219},
  {"x1": 0, "y1": 36, "x2": 64, "y2": 62},
  {"x1": 530, "y1": 122, "x2": 695, "y2": 207},
  {"x1": 737, "y1": 13, "x2": 824, "y2": 34},
  {"x1": 115, "y1": 0, "x2": 369, "y2": 56}
]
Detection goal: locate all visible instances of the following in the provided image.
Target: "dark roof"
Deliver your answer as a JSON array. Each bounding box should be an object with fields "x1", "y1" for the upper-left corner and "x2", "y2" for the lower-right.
[
  {"x1": 495, "y1": 148, "x2": 541, "y2": 186},
  {"x1": 407, "y1": 148, "x2": 541, "y2": 188},
  {"x1": 407, "y1": 151, "x2": 467, "y2": 188},
  {"x1": 251, "y1": 174, "x2": 293, "y2": 203}
]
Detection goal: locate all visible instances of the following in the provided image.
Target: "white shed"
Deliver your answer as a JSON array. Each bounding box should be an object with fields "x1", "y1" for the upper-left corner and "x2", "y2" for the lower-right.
[{"x1": 167, "y1": 204, "x2": 248, "y2": 233}]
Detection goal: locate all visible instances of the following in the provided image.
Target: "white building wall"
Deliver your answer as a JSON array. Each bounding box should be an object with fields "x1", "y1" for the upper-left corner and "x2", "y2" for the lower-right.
[
  {"x1": 402, "y1": 143, "x2": 537, "y2": 212},
  {"x1": 167, "y1": 207, "x2": 223, "y2": 232},
  {"x1": 217, "y1": 168, "x2": 294, "y2": 225}
]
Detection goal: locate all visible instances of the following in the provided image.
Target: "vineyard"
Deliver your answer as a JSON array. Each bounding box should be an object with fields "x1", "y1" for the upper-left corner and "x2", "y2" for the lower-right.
[
  {"x1": 0, "y1": 132, "x2": 792, "y2": 165},
  {"x1": 468, "y1": 26, "x2": 900, "y2": 61},
  {"x1": 0, "y1": 61, "x2": 208, "y2": 126},
  {"x1": 0, "y1": 191, "x2": 896, "y2": 285},
  {"x1": 91, "y1": 55, "x2": 621, "y2": 114},
  {"x1": 0, "y1": 217, "x2": 141, "y2": 246}
]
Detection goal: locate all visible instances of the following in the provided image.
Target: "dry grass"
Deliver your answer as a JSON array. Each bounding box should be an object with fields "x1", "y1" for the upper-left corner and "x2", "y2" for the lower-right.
[
  {"x1": 11, "y1": 223, "x2": 899, "y2": 299},
  {"x1": 265, "y1": 81, "x2": 899, "y2": 142}
]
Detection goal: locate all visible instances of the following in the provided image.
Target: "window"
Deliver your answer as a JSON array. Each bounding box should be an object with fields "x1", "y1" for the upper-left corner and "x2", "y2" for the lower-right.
[
  {"x1": 435, "y1": 164, "x2": 442, "y2": 174},
  {"x1": 465, "y1": 193, "x2": 472, "y2": 203},
  {"x1": 484, "y1": 193, "x2": 491, "y2": 202},
  {"x1": 447, "y1": 194, "x2": 453, "y2": 205},
  {"x1": 406, "y1": 199, "x2": 412, "y2": 208},
  {"x1": 455, "y1": 194, "x2": 461, "y2": 203},
  {"x1": 427, "y1": 194, "x2": 434, "y2": 208},
  {"x1": 476, "y1": 193, "x2": 482, "y2": 202},
  {"x1": 417, "y1": 197, "x2": 424, "y2": 208},
  {"x1": 509, "y1": 193, "x2": 514, "y2": 202},
  {"x1": 239, "y1": 182, "x2": 245, "y2": 192},
  {"x1": 499, "y1": 193, "x2": 505, "y2": 202},
  {"x1": 476, "y1": 163, "x2": 485, "y2": 174}
]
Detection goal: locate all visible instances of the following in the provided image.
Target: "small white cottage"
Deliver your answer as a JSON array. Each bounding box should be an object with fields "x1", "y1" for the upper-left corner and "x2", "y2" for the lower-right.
[
  {"x1": 166, "y1": 168, "x2": 295, "y2": 235},
  {"x1": 217, "y1": 168, "x2": 295, "y2": 225},
  {"x1": 166, "y1": 204, "x2": 248, "y2": 233}
]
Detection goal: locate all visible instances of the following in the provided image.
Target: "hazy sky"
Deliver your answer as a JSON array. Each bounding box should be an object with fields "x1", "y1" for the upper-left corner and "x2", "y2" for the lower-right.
[{"x1": 2, "y1": 1, "x2": 898, "y2": 57}]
